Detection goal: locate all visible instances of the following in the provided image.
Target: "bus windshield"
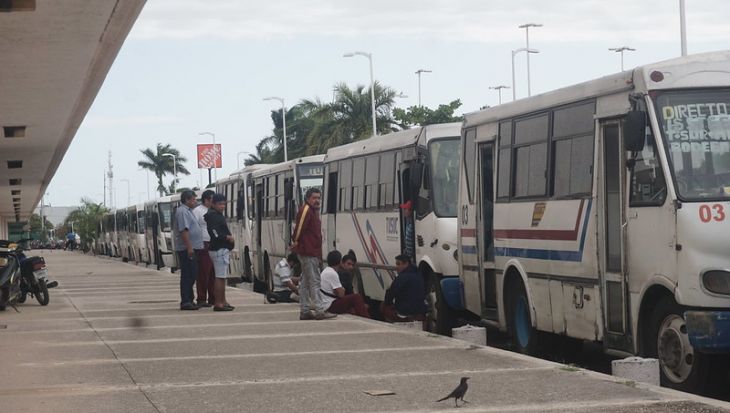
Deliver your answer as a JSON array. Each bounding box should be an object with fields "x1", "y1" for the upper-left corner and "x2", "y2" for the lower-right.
[
  {"x1": 429, "y1": 137, "x2": 460, "y2": 217},
  {"x1": 655, "y1": 89, "x2": 730, "y2": 200},
  {"x1": 158, "y1": 203, "x2": 172, "y2": 232},
  {"x1": 297, "y1": 164, "x2": 324, "y2": 202}
]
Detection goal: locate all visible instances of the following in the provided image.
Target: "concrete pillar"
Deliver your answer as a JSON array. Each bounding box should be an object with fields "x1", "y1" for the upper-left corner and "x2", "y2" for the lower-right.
[
  {"x1": 611, "y1": 357, "x2": 660, "y2": 386},
  {"x1": 452, "y1": 324, "x2": 487, "y2": 346}
]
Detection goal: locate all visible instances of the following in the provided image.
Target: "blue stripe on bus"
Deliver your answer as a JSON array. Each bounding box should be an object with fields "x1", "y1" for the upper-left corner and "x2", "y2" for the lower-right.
[
  {"x1": 462, "y1": 245, "x2": 477, "y2": 255},
  {"x1": 494, "y1": 200, "x2": 593, "y2": 262}
]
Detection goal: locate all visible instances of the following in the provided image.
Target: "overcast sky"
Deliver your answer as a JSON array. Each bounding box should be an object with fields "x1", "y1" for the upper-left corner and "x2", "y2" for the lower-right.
[{"x1": 47, "y1": 0, "x2": 730, "y2": 207}]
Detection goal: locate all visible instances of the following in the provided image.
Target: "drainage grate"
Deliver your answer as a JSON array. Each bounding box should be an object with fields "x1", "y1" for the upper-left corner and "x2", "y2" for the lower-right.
[{"x1": 128, "y1": 300, "x2": 177, "y2": 304}]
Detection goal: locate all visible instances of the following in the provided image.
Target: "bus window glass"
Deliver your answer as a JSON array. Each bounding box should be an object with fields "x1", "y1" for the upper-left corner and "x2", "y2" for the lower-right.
[
  {"x1": 277, "y1": 175, "x2": 286, "y2": 216},
  {"x1": 379, "y1": 151, "x2": 395, "y2": 207},
  {"x1": 158, "y1": 203, "x2": 172, "y2": 232},
  {"x1": 630, "y1": 128, "x2": 667, "y2": 206},
  {"x1": 553, "y1": 102, "x2": 595, "y2": 137},
  {"x1": 237, "y1": 183, "x2": 245, "y2": 221},
  {"x1": 429, "y1": 138, "x2": 460, "y2": 217},
  {"x1": 497, "y1": 148, "x2": 511, "y2": 198},
  {"x1": 654, "y1": 89, "x2": 730, "y2": 200},
  {"x1": 297, "y1": 164, "x2": 324, "y2": 205},
  {"x1": 514, "y1": 143, "x2": 547, "y2": 197},
  {"x1": 553, "y1": 135, "x2": 593, "y2": 197},
  {"x1": 463, "y1": 129, "x2": 477, "y2": 201},
  {"x1": 499, "y1": 121, "x2": 512, "y2": 146},
  {"x1": 137, "y1": 211, "x2": 145, "y2": 234},
  {"x1": 365, "y1": 155, "x2": 379, "y2": 209},
  {"x1": 514, "y1": 114, "x2": 548, "y2": 145},
  {"x1": 352, "y1": 157, "x2": 365, "y2": 209},
  {"x1": 339, "y1": 160, "x2": 352, "y2": 211}
]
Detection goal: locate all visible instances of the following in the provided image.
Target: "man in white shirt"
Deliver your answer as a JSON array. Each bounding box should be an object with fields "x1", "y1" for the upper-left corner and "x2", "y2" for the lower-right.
[
  {"x1": 320, "y1": 250, "x2": 370, "y2": 318},
  {"x1": 267, "y1": 253, "x2": 300, "y2": 303},
  {"x1": 193, "y1": 190, "x2": 215, "y2": 307}
]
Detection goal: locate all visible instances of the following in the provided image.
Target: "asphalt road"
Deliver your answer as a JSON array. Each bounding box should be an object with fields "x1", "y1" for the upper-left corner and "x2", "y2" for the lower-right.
[{"x1": 1, "y1": 250, "x2": 729, "y2": 413}]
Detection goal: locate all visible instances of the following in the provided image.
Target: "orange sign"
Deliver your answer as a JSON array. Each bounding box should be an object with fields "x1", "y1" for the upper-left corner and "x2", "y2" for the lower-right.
[{"x1": 197, "y1": 144, "x2": 222, "y2": 169}]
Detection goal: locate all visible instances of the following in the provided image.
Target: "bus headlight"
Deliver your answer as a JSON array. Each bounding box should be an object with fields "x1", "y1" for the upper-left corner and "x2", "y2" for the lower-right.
[{"x1": 702, "y1": 270, "x2": 730, "y2": 295}]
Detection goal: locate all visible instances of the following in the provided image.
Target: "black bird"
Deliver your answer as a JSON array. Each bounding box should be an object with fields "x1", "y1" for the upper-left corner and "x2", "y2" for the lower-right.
[{"x1": 436, "y1": 377, "x2": 470, "y2": 407}]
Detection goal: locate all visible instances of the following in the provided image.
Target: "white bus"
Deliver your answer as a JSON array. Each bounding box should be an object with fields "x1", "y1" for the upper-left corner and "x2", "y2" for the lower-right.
[
  {"x1": 250, "y1": 155, "x2": 325, "y2": 292},
  {"x1": 321, "y1": 124, "x2": 461, "y2": 332},
  {"x1": 215, "y1": 164, "x2": 269, "y2": 283},
  {"x1": 456, "y1": 51, "x2": 730, "y2": 393},
  {"x1": 127, "y1": 204, "x2": 148, "y2": 264},
  {"x1": 116, "y1": 208, "x2": 131, "y2": 262},
  {"x1": 151, "y1": 195, "x2": 177, "y2": 270},
  {"x1": 102, "y1": 210, "x2": 118, "y2": 257}
]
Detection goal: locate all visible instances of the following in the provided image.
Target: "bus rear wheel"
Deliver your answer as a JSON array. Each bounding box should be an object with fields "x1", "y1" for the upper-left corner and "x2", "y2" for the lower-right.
[
  {"x1": 425, "y1": 272, "x2": 455, "y2": 336},
  {"x1": 506, "y1": 279, "x2": 541, "y2": 355},
  {"x1": 644, "y1": 295, "x2": 721, "y2": 395}
]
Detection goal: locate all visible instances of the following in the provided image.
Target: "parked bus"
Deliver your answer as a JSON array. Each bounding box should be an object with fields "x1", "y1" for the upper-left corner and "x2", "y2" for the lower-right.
[
  {"x1": 127, "y1": 204, "x2": 148, "y2": 264},
  {"x1": 102, "y1": 210, "x2": 118, "y2": 257},
  {"x1": 456, "y1": 51, "x2": 730, "y2": 393},
  {"x1": 321, "y1": 124, "x2": 461, "y2": 332},
  {"x1": 250, "y1": 155, "x2": 325, "y2": 292},
  {"x1": 215, "y1": 164, "x2": 269, "y2": 282},
  {"x1": 148, "y1": 195, "x2": 176, "y2": 270},
  {"x1": 116, "y1": 208, "x2": 131, "y2": 262}
]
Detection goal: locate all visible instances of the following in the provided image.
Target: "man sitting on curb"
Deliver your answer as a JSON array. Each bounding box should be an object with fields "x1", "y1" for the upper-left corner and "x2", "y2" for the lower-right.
[
  {"x1": 267, "y1": 253, "x2": 300, "y2": 303},
  {"x1": 380, "y1": 254, "x2": 426, "y2": 323},
  {"x1": 320, "y1": 250, "x2": 370, "y2": 318}
]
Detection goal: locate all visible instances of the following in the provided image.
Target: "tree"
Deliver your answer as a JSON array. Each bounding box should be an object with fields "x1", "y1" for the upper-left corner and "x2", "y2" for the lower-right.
[
  {"x1": 63, "y1": 198, "x2": 108, "y2": 251},
  {"x1": 393, "y1": 99, "x2": 464, "y2": 127},
  {"x1": 138, "y1": 143, "x2": 190, "y2": 196},
  {"x1": 28, "y1": 213, "x2": 53, "y2": 241}
]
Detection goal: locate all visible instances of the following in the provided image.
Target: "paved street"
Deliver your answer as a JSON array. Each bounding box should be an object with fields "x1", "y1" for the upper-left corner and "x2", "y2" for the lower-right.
[{"x1": 1, "y1": 251, "x2": 729, "y2": 412}]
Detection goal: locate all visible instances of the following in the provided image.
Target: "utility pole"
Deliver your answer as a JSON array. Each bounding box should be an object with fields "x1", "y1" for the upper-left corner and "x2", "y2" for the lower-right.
[
  {"x1": 679, "y1": 0, "x2": 687, "y2": 56},
  {"x1": 518, "y1": 23, "x2": 542, "y2": 97},
  {"x1": 489, "y1": 85, "x2": 511, "y2": 105},
  {"x1": 415, "y1": 69, "x2": 432, "y2": 107},
  {"x1": 107, "y1": 151, "x2": 114, "y2": 208},
  {"x1": 609, "y1": 47, "x2": 635, "y2": 71}
]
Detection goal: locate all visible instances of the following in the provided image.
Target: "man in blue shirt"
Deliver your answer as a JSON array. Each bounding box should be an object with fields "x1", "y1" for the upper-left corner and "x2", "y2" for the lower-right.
[
  {"x1": 381, "y1": 254, "x2": 426, "y2": 323},
  {"x1": 173, "y1": 190, "x2": 204, "y2": 310}
]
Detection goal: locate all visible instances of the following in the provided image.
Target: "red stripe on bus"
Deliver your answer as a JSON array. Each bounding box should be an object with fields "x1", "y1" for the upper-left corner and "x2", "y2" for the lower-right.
[
  {"x1": 460, "y1": 228, "x2": 476, "y2": 237},
  {"x1": 493, "y1": 200, "x2": 585, "y2": 241}
]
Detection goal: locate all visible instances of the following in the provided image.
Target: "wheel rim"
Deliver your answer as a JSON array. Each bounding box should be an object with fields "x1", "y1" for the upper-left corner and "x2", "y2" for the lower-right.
[
  {"x1": 657, "y1": 313, "x2": 694, "y2": 383},
  {"x1": 514, "y1": 294, "x2": 531, "y2": 349}
]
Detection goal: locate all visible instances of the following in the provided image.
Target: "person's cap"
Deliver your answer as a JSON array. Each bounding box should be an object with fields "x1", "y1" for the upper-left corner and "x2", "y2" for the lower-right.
[
  {"x1": 212, "y1": 193, "x2": 226, "y2": 203},
  {"x1": 395, "y1": 254, "x2": 411, "y2": 262},
  {"x1": 399, "y1": 200, "x2": 413, "y2": 210}
]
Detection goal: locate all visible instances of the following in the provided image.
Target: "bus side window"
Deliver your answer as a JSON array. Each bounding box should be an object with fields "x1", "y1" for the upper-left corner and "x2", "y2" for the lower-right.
[
  {"x1": 365, "y1": 155, "x2": 379, "y2": 209},
  {"x1": 247, "y1": 180, "x2": 255, "y2": 220},
  {"x1": 352, "y1": 157, "x2": 365, "y2": 210},
  {"x1": 237, "y1": 183, "x2": 245, "y2": 222},
  {"x1": 629, "y1": 126, "x2": 667, "y2": 206},
  {"x1": 264, "y1": 177, "x2": 270, "y2": 217},
  {"x1": 339, "y1": 160, "x2": 352, "y2": 211},
  {"x1": 277, "y1": 174, "x2": 286, "y2": 216},
  {"x1": 326, "y1": 171, "x2": 338, "y2": 214},
  {"x1": 379, "y1": 151, "x2": 395, "y2": 208},
  {"x1": 513, "y1": 114, "x2": 549, "y2": 198},
  {"x1": 552, "y1": 101, "x2": 595, "y2": 198}
]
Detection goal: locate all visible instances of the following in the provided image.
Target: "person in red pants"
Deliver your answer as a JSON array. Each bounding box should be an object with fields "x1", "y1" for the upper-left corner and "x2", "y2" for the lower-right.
[{"x1": 320, "y1": 250, "x2": 370, "y2": 318}]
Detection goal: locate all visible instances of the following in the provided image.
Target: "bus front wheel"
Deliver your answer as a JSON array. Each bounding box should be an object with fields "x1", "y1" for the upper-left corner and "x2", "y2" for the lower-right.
[
  {"x1": 506, "y1": 279, "x2": 541, "y2": 355},
  {"x1": 644, "y1": 295, "x2": 723, "y2": 395},
  {"x1": 425, "y1": 272, "x2": 455, "y2": 336}
]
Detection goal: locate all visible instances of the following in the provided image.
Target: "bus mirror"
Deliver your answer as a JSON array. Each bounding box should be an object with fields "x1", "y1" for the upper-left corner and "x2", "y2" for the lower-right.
[{"x1": 623, "y1": 111, "x2": 646, "y2": 152}]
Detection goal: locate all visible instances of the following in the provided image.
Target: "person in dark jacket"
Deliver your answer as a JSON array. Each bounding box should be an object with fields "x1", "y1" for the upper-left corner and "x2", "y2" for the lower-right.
[
  {"x1": 381, "y1": 254, "x2": 426, "y2": 323},
  {"x1": 291, "y1": 187, "x2": 336, "y2": 320},
  {"x1": 204, "y1": 193, "x2": 235, "y2": 312}
]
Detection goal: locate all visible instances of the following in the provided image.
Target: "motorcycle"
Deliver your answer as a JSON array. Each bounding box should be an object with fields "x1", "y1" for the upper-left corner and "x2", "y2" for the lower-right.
[
  {"x1": 0, "y1": 240, "x2": 58, "y2": 311},
  {"x1": 0, "y1": 240, "x2": 23, "y2": 311}
]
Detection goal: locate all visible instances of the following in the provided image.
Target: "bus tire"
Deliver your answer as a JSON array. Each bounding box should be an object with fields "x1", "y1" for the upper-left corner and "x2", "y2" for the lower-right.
[
  {"x1": 643, "y1": 295, "x2": 721, "y2": 395},
  {"x1": 426, "y1": 272, "x2": 455, "y2": 336},
  {"x1": 243, "y1": 251, "x2": 253, "y2": 283},
  {"x1": 506, "y1": 278, "x2": 541, "y2": 355}
]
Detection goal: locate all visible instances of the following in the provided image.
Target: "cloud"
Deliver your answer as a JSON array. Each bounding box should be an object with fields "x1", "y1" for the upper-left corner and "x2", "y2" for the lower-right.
[
  {"x1": 83, "y1": 115, "x2": 184, "y2": 127},
  {"x1": 130, "y1": 0, "x2": 730, "y2": 43}
]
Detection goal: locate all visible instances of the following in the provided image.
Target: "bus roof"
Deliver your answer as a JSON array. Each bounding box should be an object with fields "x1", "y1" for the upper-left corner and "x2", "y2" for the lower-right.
[
  {"x1": 251, "y1": 155, "x2": 325, "y2": 178},
  {"x1": 324, "y1": 122, "x2": 462, "y2": 163},
  {"x1": 215, "y1": 163, "x2": 271, "y2": 186}
]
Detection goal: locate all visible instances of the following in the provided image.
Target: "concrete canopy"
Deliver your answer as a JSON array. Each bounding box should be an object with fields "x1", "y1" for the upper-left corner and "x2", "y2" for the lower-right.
[{"x1": 0, "y1": 0, "x2": 145, "y2": 231}]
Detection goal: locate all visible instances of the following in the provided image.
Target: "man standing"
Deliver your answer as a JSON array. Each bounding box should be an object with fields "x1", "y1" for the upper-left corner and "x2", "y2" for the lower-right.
[
  {"x1": 320, "y1": 250, "x2": 370, "y2": 318},
  {"x1": 173, "y1": 190, "x2": 204, "y2": 310},
  {"x1": 205, "y1": 193, "x2": 235, "y2": 312},
  {"x1": 193, "y1": 190, "x2": 215, "y2": 307},
  {"x1": 381, "y1": 254, "x2": 426, "y2": 323},
  {"x1": 291, "y1": 187, "x2": 336, "y2": 320}
]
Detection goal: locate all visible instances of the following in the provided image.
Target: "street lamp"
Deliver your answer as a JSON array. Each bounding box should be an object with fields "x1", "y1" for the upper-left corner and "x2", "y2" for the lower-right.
[
  {"x1": 161, "y1": 153, "x2": 177, "y2": 189},
  {"x1": 198, "y1": 132, "x2": 218, "y2": 181},
  {"x1": 263, "y1": 97, "x2": 288, "y2": 162},
  {"x1": 609, "y1": 47, "x2": 636, "y2": 71},
  {"x1": 679, "y1": 0, "x2": 687, "y2": 56},
  {"x1": 511, "y1": 48, "x2": 539, "y2": 101},
  {"x1": 489, "y1": 85, "x2": 511, "y2": 105},
  {"x1": 120, "y1": 179, "x2": 131, "y2": 206},
  {"x1": 344, "y1": 51, "x2": 377, "y2": 136},
  {"x1": 237, "y1": 151, "x2": 251, "y2": 169},
  {"x1": 518, "y1": 23, "x2": 542, "y2": 97},
  {"x1": 415, "y1": 69, "x2": 432, "y2": 107}
]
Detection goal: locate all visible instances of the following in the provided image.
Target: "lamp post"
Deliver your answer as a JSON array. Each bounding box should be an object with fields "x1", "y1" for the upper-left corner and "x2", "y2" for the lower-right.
[
  {"x1": 609, "y1": 47, "x2": 635, "y2": 71},
  {"x1": 415, "y1": 69, "x2": 432, "y2": 107},
  {"x1": 162, "y1": 153, "x2": 177, "y2": 192},
  {"x1": 518, "y1": 23, "x2": 542, "y2": 97},
  {"x1": 511, "y1": 48, "x2": 539, "y2": 100},
  {"x1": 120, "y1": 179, "x2": 131, "y2": 206},
  {"x1": 489, "y1": 85, "x2": 511, "y2": 105},
  {"x1": 198, "y1": 132, "x2": 218, "y2": 182},
  {"x1": 679, "y1": 0, "x2": 687, "y2": 56},
  {"x1": 237, "y1": 151, "x2": 251, "y2": 169},
  {"x1": 344, "y1": 51, "x2": 377, "y2": 136},
  {"x1": 263, "y1": 97, "x2": 288, "y2": 162}
]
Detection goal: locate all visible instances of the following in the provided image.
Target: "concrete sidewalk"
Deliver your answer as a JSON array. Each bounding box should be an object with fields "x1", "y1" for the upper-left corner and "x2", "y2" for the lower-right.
[{"x1": 1, "y1": 251, "x2": 729, "y2": 413}]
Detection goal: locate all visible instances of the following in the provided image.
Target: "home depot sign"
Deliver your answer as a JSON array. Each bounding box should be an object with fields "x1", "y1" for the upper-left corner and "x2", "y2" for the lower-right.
[{"x1": 197, "y1": 144, "x2": 222, "y2": 169}]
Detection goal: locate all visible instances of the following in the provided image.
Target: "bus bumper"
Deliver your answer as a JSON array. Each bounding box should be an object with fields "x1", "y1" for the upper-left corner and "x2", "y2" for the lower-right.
[
  {"x1": 685, "y1": 311, "x2": 730, "y2": 352},
  {"x1": 440, "y1": 277, "x2": 464, "y2": 311}
]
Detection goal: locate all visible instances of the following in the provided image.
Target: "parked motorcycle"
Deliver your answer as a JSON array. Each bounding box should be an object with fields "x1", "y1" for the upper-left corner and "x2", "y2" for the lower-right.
[
  {"x1": 0, "y1": 240, "x2": 58, "y2": 311},
  {"x1": 0, "y1": 240, "x2": 23, "y2": 311}
]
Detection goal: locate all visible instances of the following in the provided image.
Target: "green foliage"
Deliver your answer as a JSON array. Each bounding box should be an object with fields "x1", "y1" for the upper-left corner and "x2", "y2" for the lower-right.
[
  {"x1": 393, "y1": 99, "x2": 464, "y2": 127},
  {"x1": 63, "y1": 198, "x2": 108, "y2": 249},
  {"x1": 28, "y1": 213, "x2": 53, "y2": 241},
  {"x1": 138, "y1": 143, "x2": 190, "y2": 197}
]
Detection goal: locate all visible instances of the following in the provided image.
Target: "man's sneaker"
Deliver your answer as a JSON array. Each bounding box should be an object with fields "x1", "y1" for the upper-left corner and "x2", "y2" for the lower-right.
[
  {"x1": 196, "y1": 301, "x2": 212, "y2": 308},
  {"x1": 314, "y1": 311, "x2": 337, "y2": 320},
  {"x1": 180, "y1": 302, "x2": 200, "y2": 311},
  {"x1": 299, "y1": 311, "x2": 316, "y2": 320}
]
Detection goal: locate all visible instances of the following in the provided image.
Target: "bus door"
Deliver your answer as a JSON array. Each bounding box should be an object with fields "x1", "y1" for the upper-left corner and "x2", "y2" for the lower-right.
[
  {"x1": 284, "y1": 175, "x2": 295, "y2": 246},
  {"x1": 478, "y1": 142, "x2": 498, "y2": 320},
  {"x1": 255, "y1": 181, "x2": 264, "y2": 254},
  {"x1": 399, "y1": 159, "x2": 418, "y2": 262},
  {"x1": 600, "y1": 119, "x2": 632, "y2": 352},
  {"x1": 325, "y1": 164, "x2": 338, "y2": 250}
]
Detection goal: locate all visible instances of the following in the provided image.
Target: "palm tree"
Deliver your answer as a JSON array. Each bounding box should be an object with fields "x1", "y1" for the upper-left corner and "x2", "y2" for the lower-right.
[
  {"x1": 63, "y1": 198, "x2": 108, "y2": 251},
  {"x1": 138, "y1": 143, "x2": 190, "y2": 196}
]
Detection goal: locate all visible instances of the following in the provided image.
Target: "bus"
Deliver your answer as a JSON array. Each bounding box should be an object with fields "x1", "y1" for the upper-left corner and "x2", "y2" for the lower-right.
[
  {"x1": 321, "y1": 123, "x2": 461, "y2": 332},
  {"x1": 250, "y1": 155, "x2": 325, "y2": 292},
  {"x1": 149, "y1": 195, "x2": 176, "y2": 270},
  {"x1": 102, "y1": 210, "x2": 118, "y2": 257},
  {"x1": 127, "y1": 204, "x2": 148, "y2": 264},
  {"x1": 215, "y1": 164, "x2": 269, "y2": 283},
  {"x1": 116, "y1": 208, "x2": 130, "y2": 262},
  {"x1": 456, "y1": 51, "x2": 730, "y2": 393}
]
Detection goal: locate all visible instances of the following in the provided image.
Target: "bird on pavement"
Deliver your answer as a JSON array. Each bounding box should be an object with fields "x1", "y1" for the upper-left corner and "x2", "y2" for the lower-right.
[{"x1": 435, "y1": 376, "x2": 470, "y2": 407}]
